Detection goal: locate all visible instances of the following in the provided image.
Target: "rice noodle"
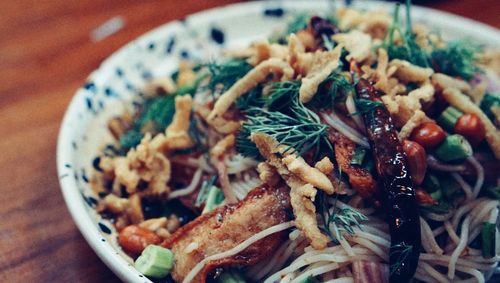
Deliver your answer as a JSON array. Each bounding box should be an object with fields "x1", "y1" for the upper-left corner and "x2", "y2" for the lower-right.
[
  {"x1": 182, "y1": 221, "x2": 294, "y2": 283},
  {"x1": 420, "y1": 261, "x2": 451, "y2": 283},
  {"x1": 321, "y1": 112, "x2": 370, "y2": 148},
  {"x1": 168, "y1": 168, "x2": 203, "y2": 199},
  {"x1": 290, "y1": 262, "x2": 341, "y2": 283},
  {"x1": 345, "y1": 93, "x2": 366, "y2": 133},
  {"x1": 467, "y1": 156, "x2": 485, "y2": 198},
  {"x1": 452, "y1": 173, "x2": 474, "y2": 200},
  {"x1": 420, "y1": 217, "x2": 443, "y2": 255},
  {"x1": 427, "y1": 155, "x2": 467, "y2": 171},
  {"x1": 448, "y1": 216, "x2": 471, "y2": 279},
  {"x1": 225, "y1": 154, "x2": 259, "y2": 174},
  {"x1": 323, "y1": 277, "x2": 353, "y2": 283}
]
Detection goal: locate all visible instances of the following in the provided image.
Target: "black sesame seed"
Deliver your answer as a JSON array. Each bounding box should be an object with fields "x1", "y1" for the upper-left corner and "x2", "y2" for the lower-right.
[
  {"x1": 64, "y1": 163, "x2": 71, "y2": 168},
  {"x1": 210, "y1": 27, "x2": 225, "y2": 44},
  {"x1": 148, "y1": 42, "x2": 155, "y2": 50}
]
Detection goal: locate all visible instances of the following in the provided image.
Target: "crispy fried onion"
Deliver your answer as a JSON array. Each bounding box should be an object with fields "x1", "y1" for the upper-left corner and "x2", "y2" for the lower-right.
[
  {"x1": 381, "y1": 83, "x2": 435, "y2": 127},
  {"x1": 332, "y1": 30, "x2": 372, "y2": 63},
  {"x1": 251, "y1": 133, "x2": 340, "y2": 249},
  {"x1": 299, "y1": 45, "x2": 343, "y2": 103},
  {"x1": 101, "y1": 133, "x2": 171, "y2": 196},
  {"x1": 155, "y1": 95, "x2": 195, "y2": 151},
  {"x1": 207, "y1": 58, "x2": 294, "y2": 130}
]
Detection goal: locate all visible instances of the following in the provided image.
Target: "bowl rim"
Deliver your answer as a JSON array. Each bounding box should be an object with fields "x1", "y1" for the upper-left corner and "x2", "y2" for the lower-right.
[{"x1": 56, "y1": 1, "x2": 500, "y2": 282}]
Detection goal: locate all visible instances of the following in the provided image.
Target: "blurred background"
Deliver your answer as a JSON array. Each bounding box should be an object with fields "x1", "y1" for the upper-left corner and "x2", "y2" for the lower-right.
[{"x1": 0, "y1": 0, "x2": 498, "y2": 282}]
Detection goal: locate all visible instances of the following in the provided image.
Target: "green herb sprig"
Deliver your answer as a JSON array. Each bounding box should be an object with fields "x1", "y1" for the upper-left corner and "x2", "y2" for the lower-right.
[
  {"x1": 206, "y1": 59, "x2": 252, "y2": 93},
  {"x1": 236, "y1": 80, "x2": 332, "y2": 158},
  {"x1": 308, "y1": 70, "x2": 353, "y2": 109},
  {"x1": 390, "y1": 244, "x2": 414, "y2": 277},
  {"x1": 318, "y1": 190, "x2": 367, "y2": 243},
  {"x1": 431, "y1": 40, "x2": 480, "y2": 80},
  {"x1": 235, "y1": 107, "x2": 329, "y2": 158},
  {"x1": 382, "y1": 0, "x2": 429, "y2": 67},
  {"x1": 352, "y1": 98, "x2": 383, "y2": 116}
]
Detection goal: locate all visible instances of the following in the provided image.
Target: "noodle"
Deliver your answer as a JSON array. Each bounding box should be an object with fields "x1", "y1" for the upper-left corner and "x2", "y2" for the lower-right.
[
  {"x1": 321, "y1": 112, "x2": 370, "y2": 148},
  {"x1": 168, "y1": 169, "x2": 203, "y2": 199},
  {"x1": 452, "y1": 173, "x2": 474, "y2": 200},
  {"x1": 420, "y1": 217, "x2": 444, "y2": 255},
  {"x1": 448, "y1": 216, "x2": 470, "y2": 279},
  {"x1": 290, "y1": 262, "x2": 341, "y2": 283},
  {"x1": 467, "y1": 156, "x2": 485, "y2": 198}
]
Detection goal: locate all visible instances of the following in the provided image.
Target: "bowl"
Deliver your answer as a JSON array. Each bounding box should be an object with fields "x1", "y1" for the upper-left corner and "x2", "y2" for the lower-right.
[{"x1": 56, "y1": 1, "x2": 500, "y2": 282}]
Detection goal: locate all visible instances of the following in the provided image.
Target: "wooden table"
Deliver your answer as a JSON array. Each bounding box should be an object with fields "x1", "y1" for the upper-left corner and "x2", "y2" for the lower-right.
[{"x1": 0, "y1": 0, "x2": 498, "y2": 282}]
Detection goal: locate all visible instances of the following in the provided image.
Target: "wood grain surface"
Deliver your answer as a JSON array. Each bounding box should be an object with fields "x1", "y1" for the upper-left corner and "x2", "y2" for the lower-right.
[{"x1": 0, "y1": 0, "x2": 498, "y2": 282}]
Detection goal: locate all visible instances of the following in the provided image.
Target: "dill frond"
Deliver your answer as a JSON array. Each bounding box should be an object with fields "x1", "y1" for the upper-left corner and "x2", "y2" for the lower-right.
[
  {"x1": 235, "y1": 107, "x2": 329, "y2": 158},
  {"x1": 308, "y1": 70, "x2": 353, "y2": 109},
  {"x1": 390, "y1": 244, "x2": 414, "y2": 276},
  {"x1": 318, "y1": 191, "x2": 368, "y2": 243},
  {"x1": 383, "y1": 0, "x2": 430, "y2": 67},
  {"x1": 352, "y1": 98, "x2": 383, "y2": 115},
  {"x1": 431, "y1": 40, "x2": 480, "y2": 80},
  {"x1": 206, "y1": 59, "x2": 252, "y2": 93}
]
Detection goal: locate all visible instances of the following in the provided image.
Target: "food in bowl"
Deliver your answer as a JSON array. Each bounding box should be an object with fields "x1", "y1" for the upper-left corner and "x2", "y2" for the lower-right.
[{"x1": 89, "y1": 2, "x2": 500, "y2": 282}]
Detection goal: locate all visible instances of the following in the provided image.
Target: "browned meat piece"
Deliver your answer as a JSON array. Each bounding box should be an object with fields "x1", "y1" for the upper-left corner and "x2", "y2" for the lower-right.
[
  {"x1": 161, "y1": 185, "x2": 291, "y2": 282},
  {"x1": 353, "y1": 261, "x2": 389, "y2": 283},
  {"x1": 328, "y1": 129, "x2": 379, "y2": 199}
]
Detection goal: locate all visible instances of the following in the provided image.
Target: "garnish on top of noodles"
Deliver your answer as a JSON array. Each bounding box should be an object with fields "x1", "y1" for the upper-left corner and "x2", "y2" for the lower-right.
[{"x1": 90, "y1": 1, "x2": 500, "y2": 282}]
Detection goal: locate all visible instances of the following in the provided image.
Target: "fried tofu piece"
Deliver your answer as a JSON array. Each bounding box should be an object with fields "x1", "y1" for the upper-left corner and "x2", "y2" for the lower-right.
[{"x1": 162, "y1": 185, "x2": 291, "y2": 282}]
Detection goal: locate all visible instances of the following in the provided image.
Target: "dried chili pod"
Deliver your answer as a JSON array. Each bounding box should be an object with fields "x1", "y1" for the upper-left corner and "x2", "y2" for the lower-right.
[{"x1": 355, "y1": 78, "x2": 421, "y2": 283}]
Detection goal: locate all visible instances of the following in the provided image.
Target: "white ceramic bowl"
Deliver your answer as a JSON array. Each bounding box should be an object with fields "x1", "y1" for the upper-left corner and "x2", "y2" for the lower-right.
[{"x1": 57, "y1": 1, "x2": 500, "y2": 282}]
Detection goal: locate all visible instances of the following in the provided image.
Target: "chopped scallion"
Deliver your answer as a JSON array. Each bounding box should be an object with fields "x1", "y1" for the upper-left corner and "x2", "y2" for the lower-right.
[
  {"x1": 135, "y1": 245, "x2": 174, "y2": 278},
  {"x1": 202, "y1": 186, "x2": 225, "y2": 214},
  {"x1": 435, "y1": 134, "x2": 472, "y2": 162},
  {"x1": 436, "y1": 106, "x2": 463, "y2": 132},
  {"x1": 481, "y1": 222, "x2": 496, "y2": 258}
]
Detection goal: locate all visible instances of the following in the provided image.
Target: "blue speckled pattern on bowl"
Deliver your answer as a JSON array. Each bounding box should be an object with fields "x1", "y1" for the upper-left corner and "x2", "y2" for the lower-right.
[{"x1": 56, "y1": 1, "x2": 500, "y2": 282}]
